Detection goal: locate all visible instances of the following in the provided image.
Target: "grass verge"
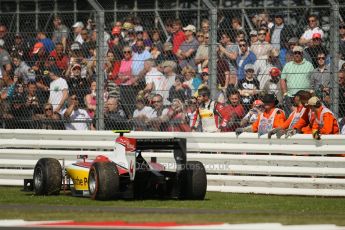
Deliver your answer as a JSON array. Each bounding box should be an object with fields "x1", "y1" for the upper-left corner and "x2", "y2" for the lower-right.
[{"x1": 0, "y1": 186, "x2": 344, "y2": 225}]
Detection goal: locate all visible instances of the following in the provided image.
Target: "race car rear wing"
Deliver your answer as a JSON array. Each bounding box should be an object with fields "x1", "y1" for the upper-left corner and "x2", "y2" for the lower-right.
[{"x1": 135, "y1": 138, "x2": 187, "y2": 166}]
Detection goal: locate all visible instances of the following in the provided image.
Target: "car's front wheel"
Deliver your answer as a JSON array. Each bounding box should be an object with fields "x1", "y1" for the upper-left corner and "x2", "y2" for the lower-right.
[
  {"x1": 88, "y1": 162, "x2": 119, "y2": 200},
  {"x1": 33, "y1": 158, "x2": 62, "y2": 195}
]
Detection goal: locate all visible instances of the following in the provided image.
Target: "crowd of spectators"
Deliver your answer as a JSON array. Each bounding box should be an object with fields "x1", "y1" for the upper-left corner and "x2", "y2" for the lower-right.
[{"x1": 0, "y1": 11, "x2": 344, "y2": 134}]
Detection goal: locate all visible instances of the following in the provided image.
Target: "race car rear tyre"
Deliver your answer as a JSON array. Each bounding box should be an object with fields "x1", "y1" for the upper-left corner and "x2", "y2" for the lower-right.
[
  {"x1": 88, "y1": 162, "x2": 119, "y2": 200},
  {"x1": 33, "y1": 158, "x2": 62, "y2": 195},
  {"x1": 181, "y1": 161, "x2": 207, "y2": 200}
]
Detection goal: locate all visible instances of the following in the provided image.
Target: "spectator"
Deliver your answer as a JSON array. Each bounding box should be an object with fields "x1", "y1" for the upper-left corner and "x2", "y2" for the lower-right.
[
  {"x1": 62, "y1": 94, "x2": 91, "y2": 130},
  {"x1": 118, "y1": 46, "x2": 134, "y2": 85},
  {"x1": 52, "y1": 15, "x2": 69, "y2": 51},
  {"x1": 142, "y1": 59, "x2": 167, "y2": 102},
  {"x1": 12, "y1": 54, "x2": 36, "y2": 84},
  {"x1": 196, "y1": 31, "x2": 205, "y2": 44},
  {"x1": 238, "y1": 64, "x2": 260, "y2": 111},
  {"x1": 299, "y1": 15, "x2": 324, "y2": 46},
  {"x1": 192, "y1": 87, "x2": 224, "y2": 132},
  {"x1": 8, "y1": 93, "x2": 29, "y2": 129},
  {"x1": 172, "y1": 19, "x2": 186, "y2": 54},
  {"x1": 81, "y1": 29, "x2": 92, "y2": 54},
  {"x1": 33, "y1": 102, "x2": 64, "y2": 130},
  {"x1": 235, "y1": 30, "x2": 246, "y2": 44},
  {"x1": 263, "y1": 67, "x2": 283, "y2": 104},
  {"x1": 72, "y1": 21, "x2": 85, "y2": 45},
  {"x1": 249, "y1": 30, "x2": 258, "y2": 46},
  {"x1": 310, "y1": 51, "x2": 331, "y2": 106},
  {"x1": 304, "y1": 33, "x2": 328, "y2": 68},
  {"x1": 66, "y1": 63, "x2": 89, "y2": 107},
  {"x1": 10, "y1": 33, "x2": 29, "y2": 59},
  {"x1": 338, "y1": 70, "x2": 345, "y2": 118},
  {"x1": 194, "y1": 32, "x2": 209, "y2": 72},
  {"x1": 161, "y1": 60, "x2": 178, "y2": 99},
  {"x1": 104, "y1": 97, "x2": 127, "y2": 130},
  {"x1": 49, "y1": 42, "x2": 69, "y2": 72},
  {"x1": 84, "y1": 80, "x2": 97, "y2": 119},
  {"x1": 256, "y1": 49, "x2": 281, "y2": 90},
  {"x1": 24, "y1": 81, "x2": 41, "y2": 118},
  {"x1": 131, "y1": 39, "x2": 151, "y2": 81},
  {"x1": 161, "y1": 98, "x2": 191, "y2": 132},
  {"x1": 219, "y1": 31, "x2": 238, "y2": 73},
  {"x1": 168, "y1": 75, "x2": 191, "y2": 103},
  {"x1": 217, "y1": 10, "x2": 231, "y2": 40},
  {"x1": 307, "y1": 96, "x2": 339, "y2": 137},
  {"x1": 156, "y1": 42, "x2": 178, "y2": 67},
  {"x1": 151, "y1": 29, "x2": 163, "y2": 53},
  {"x1": 132, "y1": 96, "x2": 154, "y2": 131},
  {"x1": 201, "y1": 19, "x2": 209, "y2": 34},
  {"x1": 251, "y1": 28, "x2": 274, "y2": 71},
  {"x1": 181, "y1": 65, "x2": 202, "y2": 95},
  {"x1": 36, "y1": 31, "x2": 55, "y2": 54},
  {"x1": 281, "y1": 46, "x2": 314, "y2": 114},
  {"x1": 48, "y1": 66, "x2": 68, "y2": 113},
  {"x1": 217, "y1": 49, "x2": 231, "y2": 92},
  {"x1": 164, "y1": 19, "x2": 174, "y2": 43},
  {"x1": 283, "y1": 37, "x2": 311, "y2": 66},
  {"x1": 31, "y1": 42, "x2": 49, "y2": 76},
  {"x1": 236, "y1": 40, "x2": 257, "y2": 80},
  {"x1": 105, "y1": 50, "x2": 121, "y2": 84},
  {"x1": 0, "y1": 39, "x2": 12, "y2": 75},
  {"x1": 220, "y1": 89, "x2": 245, "y2": 132},
  {"x1": 240, "y1": 99, "x2": 264, "y2": 128},
  {"x1": 251, "y1": 93, "x2": 286, "y2": 135},
  {"x1": 176, "y1": 25, "x2": 199, "y2": 71},
  {"x1": 231, "y1": 17, "x2": 246, "y2": 39},
  {"x1": 0, "y1": 24, "x2": 12, "y2": 51},
  {"x1": 270, "y1": 13, "x2": 295, "y2": 50}
]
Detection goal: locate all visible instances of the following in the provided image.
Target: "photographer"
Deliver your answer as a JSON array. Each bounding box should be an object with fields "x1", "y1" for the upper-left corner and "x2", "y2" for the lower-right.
[
  {"x1": 240, "y1": 99, "x2": 264, "y2": 127},
  {"x1": 61, "y1": 94, "x2": 91, "y2": 130},
  {"x1": 24, "y1": 81, "x2": 41, "y2": 118}
]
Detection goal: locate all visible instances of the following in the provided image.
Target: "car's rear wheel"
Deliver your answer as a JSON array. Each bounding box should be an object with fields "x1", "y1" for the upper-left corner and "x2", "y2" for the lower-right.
[
  {"x1": 88, "y1": 162, "x2": 119, "y2": 200},
  {"x1": 33, "y1": 158, "x2": 62, "y2": 195},
  {"x1": 180, "y1": 161, "x2": 207, "y2": 200}
]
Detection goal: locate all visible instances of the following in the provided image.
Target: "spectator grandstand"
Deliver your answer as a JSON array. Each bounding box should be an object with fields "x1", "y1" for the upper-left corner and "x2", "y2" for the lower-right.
[{"x1": 0, "y1": 0, "x2": 344, "y2": 135}]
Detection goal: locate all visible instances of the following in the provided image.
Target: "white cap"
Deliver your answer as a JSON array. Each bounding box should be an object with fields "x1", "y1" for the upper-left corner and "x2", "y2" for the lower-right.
[
  {"x1": 183, "y1": 25, "x2": 196, "y2": 33},
  {"x1": 72, "y1": 21, "x2": 84, "y2": 28},
  {"x1": 134, "y1": 25, "x2": 143, "y2": 33}
]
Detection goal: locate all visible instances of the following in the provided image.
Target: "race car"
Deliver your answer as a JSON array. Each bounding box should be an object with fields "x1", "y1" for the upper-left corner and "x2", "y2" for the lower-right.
[{"x1": 25, "y1": 131, "x2": 207, "y2": 200}]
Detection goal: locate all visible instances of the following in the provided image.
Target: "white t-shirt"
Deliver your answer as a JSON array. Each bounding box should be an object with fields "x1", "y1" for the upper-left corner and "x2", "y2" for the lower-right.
[
  {"x1": 301, "y1": 27, "x2": 324, "y2": 41},
  {"x1": 49, "y1": 77, "x2": 68, "y2": 111},
  {"x1": 60, "y1": 108, "x2": 90, "y2": 130},
  {"x1": 133, "y1": 106, "x2": 154, "y2": 119},
  {"x1": 75, "y1": 34, "x2": 84, "y2": 44},
  {"x1": 145, "y1": 67, "x2": 169, "y2": 103}
]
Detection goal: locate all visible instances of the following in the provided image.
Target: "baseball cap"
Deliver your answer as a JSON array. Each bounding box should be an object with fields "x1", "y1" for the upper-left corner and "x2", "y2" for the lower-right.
[
  {"x1": 162, "y1": 60, "x2": 176, "y2": 70},
  {"x1": 288, "y1": 37, "x2": 299, "y2": 44},
  {"x1": 72, "y1": 21, "x2": 84, "y2": 28},
  {"x1": 111, "y1": 26, "x2": 121, "y2": 35},
  {"x1": 307, "y1": 96, "x2": 320, "y2": 106},
  {"x1": 312, "y1": 33, "x2": 322, "y2": 39},
  {"x1": 249, "y1": 30, "x2": 258, "y2": 36},
  {"x1": 134, "y1": 25, "x2": 144, "y2": 33},
  {"x1": 269, "y1": 67, "x2": 281, "y2": 77},
  {"x1": 122, "y1": 22, "x2": 134, "y2": 30},
  {"x1": 292, "y1": 46, "x2": 304, "y2": 53},
  {"x1": 253, "y1": 99, "x2": 264, "y2": 106},
  {"x1": 244, "y1": 64, "x2": 255, "y2": 71},
  {"x1": 70, "y1": 42, "x2": 81, "y2": 51},
  {"x1": 32, "y1": 42, "x2": 44, "y2": 54},
  {"x1": 183, "y1": 25, "x2": 196, "y2": 33}
]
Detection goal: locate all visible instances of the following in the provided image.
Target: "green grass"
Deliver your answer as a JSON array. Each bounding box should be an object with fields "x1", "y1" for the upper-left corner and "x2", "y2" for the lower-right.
[{"x1": 0, "y1": 186, "x2": 345, "y2": 225}]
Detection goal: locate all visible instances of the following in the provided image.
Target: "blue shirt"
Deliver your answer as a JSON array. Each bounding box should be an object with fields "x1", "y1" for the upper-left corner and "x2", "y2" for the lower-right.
[
  {"x1": 236, "y1": 51, "x2": 256, "y2": 80},
  {"x1": 39, "y1": 38, "x2": 55, "y2": 54},
  {"x1": 131, "y1": 50, "x2": 151, "y2": 76}
]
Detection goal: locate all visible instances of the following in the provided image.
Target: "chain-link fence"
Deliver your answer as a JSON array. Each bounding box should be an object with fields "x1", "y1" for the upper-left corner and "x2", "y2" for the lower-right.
[{"x1": 0, "y1": 0, "x2": 344, "y2": 133}]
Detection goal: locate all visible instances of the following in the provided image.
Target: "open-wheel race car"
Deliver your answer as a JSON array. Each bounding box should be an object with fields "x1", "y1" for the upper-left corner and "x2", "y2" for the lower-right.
[{"x1": 25, "y1": 131, "x2": 207, "y2": 200}]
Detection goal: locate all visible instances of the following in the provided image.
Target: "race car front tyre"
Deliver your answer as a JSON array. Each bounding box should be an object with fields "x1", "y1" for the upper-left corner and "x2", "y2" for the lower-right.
[
  {"x1": 33, "y1": 158, "x2": 62, "y2": 195},
  {"x1": 181, "y1": 161, "x2": 207, "y2": 200},
  {"x1": 88, "y1": 162, "x2": 119, "y2": 200}
]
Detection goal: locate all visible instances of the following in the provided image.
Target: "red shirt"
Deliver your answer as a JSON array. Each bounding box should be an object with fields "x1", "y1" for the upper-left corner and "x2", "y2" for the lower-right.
[
  {"x1": 50, "y1": 50, "x2": 69, "y2": 71},
  {"x1": 217, "y1": 102, "x2": 245, "y2": 132},
  {"x1": 172, "y1": 30, "x2": 186, "y2": 54}
]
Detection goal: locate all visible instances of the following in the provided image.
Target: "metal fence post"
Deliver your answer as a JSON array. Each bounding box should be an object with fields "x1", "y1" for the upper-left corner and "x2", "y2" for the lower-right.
[
  {"x1": 203, "y1": 0, "x2": 217, "y2": 98},
  {"x1": 88, "y1": 0, "x2": 105, "y2": 130},
  {"x1": 329, "y1": 0, "x2": 339, "y2": 117}
]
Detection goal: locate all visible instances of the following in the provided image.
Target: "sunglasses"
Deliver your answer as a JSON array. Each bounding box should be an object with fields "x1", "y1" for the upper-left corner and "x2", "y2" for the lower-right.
[
  {"x1": 45, "y1": 108, "x2": 53, "y2": 111},
  {"x1": 239, "y1": 44, "x2": 247, "y2": 47},
  {"x1": 340, "y1": 26, "x2": 345, "y2": 29},
  {"x1": 293, "y1": 51, "x2": 302, "y2": 55},
  {"x1": 197, "y1": 35, "x2": 204, "y2": 37},
  {"x1": 152, "y1": 100, "x2": 162, "y2": 103},
  {"x1": 309, "y1": 19, "x2": 316, "y2": 22},
  {"x1": 318, "y1": 57, "x2": 326, "y2": 60},
  {"x1": 258, "y1": 33, "x2": 266, "y2": 35},
  {"x1": 123, "y1": 51, "x2": 131, "y2": 54},
  {"x1": 200, "y1": 94, "x2": 208, "y2": 97}
]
